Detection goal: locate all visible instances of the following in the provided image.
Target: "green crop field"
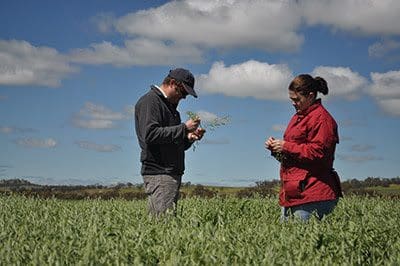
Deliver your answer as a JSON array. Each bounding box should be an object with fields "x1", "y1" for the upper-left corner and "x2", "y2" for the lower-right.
[{"x1": 1, "y1": 195, "x2": 399, "y2": 265}]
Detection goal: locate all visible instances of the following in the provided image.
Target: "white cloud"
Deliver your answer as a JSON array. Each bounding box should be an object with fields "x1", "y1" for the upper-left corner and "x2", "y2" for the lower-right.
[
  {"x1": 79, "y1": 102, "x2": 125, "y2": 120},
  {"x1": 301, "y1": 0, "x2": 400, "y2": 35},
  {"x1": 341, "y1": 136, "x2": 353, "y2": 142},
  {"x1": 0, "y1": 126, "x2": 35, "y2": 134},
  {"x1": 70, "y1": 39, "x2": 203, "y2": 66},
  {"x1": 351, "y1": 144, "x2": 375, "y2": 152},
  {"x1": 337, "y1": 154, "x2": 382, "y2": 163},
  {"x1": 112, "y1": 0, "x2": 304, "y2": 52},
  {"x1": 311, "y1": 66, "x2": 368, "y2": 100},
  {"x1": 0, "y1": 127, "x2": 13, "y2": 134},
  {"x1": 75, "y1": 141, "x2": 121, "y2": 152},
  {"x1": 14, "y1": 138, "x2": 57, "y2": 148},
  {"x1": 368, "y1": 70, "x2": 400, "y2": 116},
  {"x1": 72, "y1": 119, "x2": 116, "y2": 129},
  {"x1": 368, "y1": 38, "x2": 400, "y2": 58},
  {"x1": 197, "y1": 60, "x2": 293, "y2": 100},
  {"x1": 272, "y1": 124, "x2": 286, "y2": 132},
  {"x1": 339, "y1": 119, "x2": 367, "y2": 128},
  {"x1": 0, "y1": 40, "x2": 77, "y2": 87},
  {"x1": 373, "y1": 98, "x2": 400, "y2": 116},
  {"x1": 3, "y1": 2, "x2": 398, "y2": 89},
  {"x1": 369, "y1": 70, "x2": 400, "y2": 98},
  {"x1": 72, "y1": 102, "x2": 130, "y2": 129},
  {"x1": 90, "y1": 13, "x2": 116, "y2": 34},
  {"x1": 85, "y1": 0, "x2": 400, "y2": 69}
]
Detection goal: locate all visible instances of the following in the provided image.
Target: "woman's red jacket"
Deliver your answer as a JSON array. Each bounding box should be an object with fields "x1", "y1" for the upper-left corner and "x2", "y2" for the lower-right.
[{"x1": 280, "y1": 99, "x2": 342, "y2": 207}]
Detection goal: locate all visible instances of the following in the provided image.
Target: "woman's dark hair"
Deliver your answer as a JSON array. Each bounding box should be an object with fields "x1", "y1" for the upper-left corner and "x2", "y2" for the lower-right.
[{"x1": 288, "y1": 74, "x2": 329, "y2": 97}]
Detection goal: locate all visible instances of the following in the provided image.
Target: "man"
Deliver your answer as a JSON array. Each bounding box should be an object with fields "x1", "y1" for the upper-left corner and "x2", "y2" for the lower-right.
[{"x1": 134, "y1": 68, "x2": 205, "y2": 216}]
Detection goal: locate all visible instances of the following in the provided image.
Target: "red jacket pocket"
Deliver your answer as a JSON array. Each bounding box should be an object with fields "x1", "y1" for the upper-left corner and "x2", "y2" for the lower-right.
[
  {"x1": 282, "y1": 180, "x2": 302, "y2": 199},
  {"x1": 280, "y1": 168, "x2": 308, "y2": 200}
]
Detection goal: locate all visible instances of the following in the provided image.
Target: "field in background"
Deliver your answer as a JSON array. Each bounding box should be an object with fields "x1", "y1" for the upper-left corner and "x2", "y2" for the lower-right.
[{"x1": 365, "y1": 184, "x2": 400, "y2": 196}]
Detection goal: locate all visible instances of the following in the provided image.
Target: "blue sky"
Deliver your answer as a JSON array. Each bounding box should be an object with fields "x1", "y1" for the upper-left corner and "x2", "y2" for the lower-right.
[{"x1": 1, "y1": 0, "x2": 399, "y2": 186}]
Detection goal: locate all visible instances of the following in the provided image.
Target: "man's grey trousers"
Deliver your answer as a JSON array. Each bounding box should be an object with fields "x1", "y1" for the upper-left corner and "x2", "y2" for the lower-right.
[{"x1": 143, "y1": 174, "x2": 182, "y2": 216}]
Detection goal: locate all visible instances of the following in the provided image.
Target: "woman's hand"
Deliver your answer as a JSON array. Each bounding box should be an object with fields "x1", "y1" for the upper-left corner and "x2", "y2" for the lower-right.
[
  {"x1": 265, "y1": 137, "x2": 285, "y2": 153},
  {"x1": 265, "y1": 137, "x2": 275, "y2": 151}
]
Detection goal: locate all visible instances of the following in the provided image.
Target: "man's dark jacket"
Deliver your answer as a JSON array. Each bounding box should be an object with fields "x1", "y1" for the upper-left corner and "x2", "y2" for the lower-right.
[{"x1": 135, "y1": 86, "x2": 193, "y2": 175}]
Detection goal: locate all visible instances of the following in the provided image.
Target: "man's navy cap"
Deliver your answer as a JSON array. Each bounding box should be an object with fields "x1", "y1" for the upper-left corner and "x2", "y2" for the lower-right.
[{"x1": 168, "y1": 68, "x2": 197, "y2": 98}]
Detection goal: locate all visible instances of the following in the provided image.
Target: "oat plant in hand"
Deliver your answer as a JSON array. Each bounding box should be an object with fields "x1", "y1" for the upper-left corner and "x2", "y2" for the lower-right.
[
  {"x1": 186, "y1": 111, "x2": 230, "y2": 151},
  {"x1": 271, "y1": 151, "x2": 286, "y2": 163}
]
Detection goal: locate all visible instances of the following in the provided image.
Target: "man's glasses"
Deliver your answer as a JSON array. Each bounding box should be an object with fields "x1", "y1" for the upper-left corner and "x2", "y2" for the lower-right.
[{"x1": 176, "y1": 82, "x2": 188, "y2": 97}]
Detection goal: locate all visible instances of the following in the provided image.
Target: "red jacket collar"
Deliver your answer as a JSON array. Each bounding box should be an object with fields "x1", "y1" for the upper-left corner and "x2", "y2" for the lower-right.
[{"x1": 297, "y1": 99, "x2": 322, "y2": 117}]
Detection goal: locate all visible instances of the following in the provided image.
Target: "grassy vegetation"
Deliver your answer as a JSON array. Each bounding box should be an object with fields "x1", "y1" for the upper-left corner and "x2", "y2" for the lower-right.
[{"x1": 1, "y1": 195, "x2": 399, "y2": 265}]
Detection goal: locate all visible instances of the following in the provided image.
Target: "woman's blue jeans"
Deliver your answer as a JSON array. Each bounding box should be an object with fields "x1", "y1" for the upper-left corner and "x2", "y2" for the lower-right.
[{"x1": 281, "y1": 199, "x2": 338, "y2": 222}]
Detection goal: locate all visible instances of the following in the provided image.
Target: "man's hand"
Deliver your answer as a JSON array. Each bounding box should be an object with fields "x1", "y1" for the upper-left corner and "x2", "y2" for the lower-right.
[
  {"x1": 185, "y1": 118, "x2": 200, "y2": 132},
  {"x1": 188, "y1": 128, "x2": 206, "y2": 141}
]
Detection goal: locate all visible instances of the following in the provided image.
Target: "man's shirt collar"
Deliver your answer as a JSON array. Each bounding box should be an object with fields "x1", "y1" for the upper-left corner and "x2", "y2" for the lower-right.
[{"x1": 154, "y1": 84, "x2": 167, "y2": 98}]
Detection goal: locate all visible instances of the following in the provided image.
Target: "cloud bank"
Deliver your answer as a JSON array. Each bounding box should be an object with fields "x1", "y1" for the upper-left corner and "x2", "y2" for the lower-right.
[
  {"x1": 311, "y1": 66, "x2": 368, "y2": 100},
  {"x1": 113, "y1": 0, "x2": 303, "y2": 52},
  {"x1": 83, "y1": 0, "x2": 400, "y2": 68},
  {"x1": 369, "y1": 39, "x2": 400, "y2": 58},
  {"x1": 70, "y1": 39, "x2": 204, "y2": 67},
  {"x1": 0, "y1": 40, "x2": 76, "y2": 87},
  {"x1": 197, "y1": 60, "x2": 293, "y2": 100},
  {"x1": 72, "y1": 102, "x2": 129, "y2": 129},
  {"x1": 75, "y1": 141, "x2": 121, "y2": 152},
  {"x1": 0, "y1": 126, "x2": 35, "y2": 134},
  {"x1": 301, "y1": 0, "x2": 400, "y2": 35},
  {"x1": 1, "y1": 1, "x2": 399, "y2": 75},
  {"x1": 14, "y1": 138, "x2": 57, "y2": 148},
  {"x1": 196, "y1": 61, "x2": 372, "y2": 101},
  {"x1": 368, "y1": 70, "x2": 400, "y2": 116},
  {"x1": 1, "y1": 0, "x2": 399, "y2": 117},
  {"x1": 196, "y1": 61, "x2": 400, "y2": 116}
]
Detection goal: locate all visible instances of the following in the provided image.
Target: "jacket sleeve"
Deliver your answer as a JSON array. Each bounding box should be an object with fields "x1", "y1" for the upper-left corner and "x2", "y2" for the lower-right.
[
  {"x1": 282, "y1": 117, "x2": 338, "y2": 163},
  {"x1": 137, "y1": 97, "x2": 186, "y2": 145},
  {"x1": 184, "y1": 138, "x2": 194, "y2": 150}
]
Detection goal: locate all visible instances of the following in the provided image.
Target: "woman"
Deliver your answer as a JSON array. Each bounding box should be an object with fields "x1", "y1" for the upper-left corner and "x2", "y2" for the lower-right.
[{"x1": 266, "y1": 74, "x2": 342, "y2": 221}]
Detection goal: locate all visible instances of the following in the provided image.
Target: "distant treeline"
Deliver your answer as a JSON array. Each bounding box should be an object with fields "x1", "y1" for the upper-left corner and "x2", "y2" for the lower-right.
[
  {"x1": 1, "y1": 176, "x2": 399, "y2": 200},
  {"x1": 235, "y1": 177, "x2": 400, "y2": 199}
]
